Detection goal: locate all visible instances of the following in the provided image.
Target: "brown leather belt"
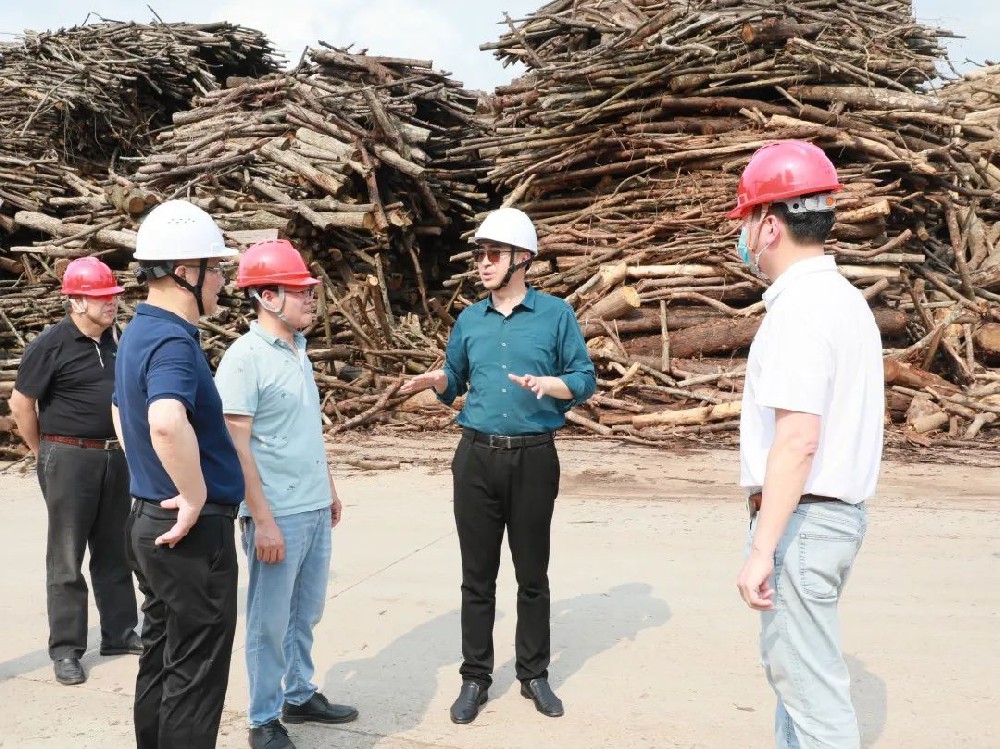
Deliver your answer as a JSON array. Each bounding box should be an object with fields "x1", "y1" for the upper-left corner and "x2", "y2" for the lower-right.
[
  {"x1": 748, "y1": 491, "x2": 840, "y2": 514},
  {"x1": 42, "y1": 434, "x2": 120, "y2": 450}
]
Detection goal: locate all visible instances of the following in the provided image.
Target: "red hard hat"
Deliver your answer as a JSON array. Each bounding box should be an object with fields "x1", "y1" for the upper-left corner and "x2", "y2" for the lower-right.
[
  {"x1": 727, "y1": 140, "x2": 843, "y2": 219},
  {"x1": 236, "y1": 239, "x2": 319, "y2": 289},
  {"x1": 61, "y1": 257, "x2": 125, "y2": 296}
]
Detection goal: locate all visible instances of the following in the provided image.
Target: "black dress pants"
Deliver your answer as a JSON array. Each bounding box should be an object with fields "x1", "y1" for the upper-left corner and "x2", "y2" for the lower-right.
[
  {"x1": 452, "y1": 431, "x2": 560, "y2": 688},
  {"x1": 126, "y1": 501, "x2": 238, "y2": 749},
  {"x1": 37, "y1": 442, "x2": 138, "y2": 660}
]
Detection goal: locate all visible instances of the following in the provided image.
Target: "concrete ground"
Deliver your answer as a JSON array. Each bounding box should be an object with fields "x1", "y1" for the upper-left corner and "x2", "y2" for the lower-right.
[{"x1": 0, "y1": 435, "x2": 996, "y2": 748}]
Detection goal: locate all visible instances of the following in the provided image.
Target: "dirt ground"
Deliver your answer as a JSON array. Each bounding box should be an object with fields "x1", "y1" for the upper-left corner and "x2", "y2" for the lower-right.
[{"x1": 0, "y1": 434, "x2": 996, "y2": 748}]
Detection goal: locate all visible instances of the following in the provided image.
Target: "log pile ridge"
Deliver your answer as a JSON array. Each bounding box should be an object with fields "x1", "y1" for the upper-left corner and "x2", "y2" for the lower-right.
[{"x1": 1, "y1": 5, "x2": 998, "y2": 455}]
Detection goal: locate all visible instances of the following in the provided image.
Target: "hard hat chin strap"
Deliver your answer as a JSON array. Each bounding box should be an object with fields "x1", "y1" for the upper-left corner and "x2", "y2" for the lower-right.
[
  {"x1": 497, "y1": 250, "x2": 533, "y2": 289},
  {"x1": 169, "y1": 259, "x2": 208, "y2": 317},
  {"x1": 136, "y1": 260, "x2": 208, "y2": 316},
  {"x1": 251, "y1": 288, "x2": 298, "y2": 336}
]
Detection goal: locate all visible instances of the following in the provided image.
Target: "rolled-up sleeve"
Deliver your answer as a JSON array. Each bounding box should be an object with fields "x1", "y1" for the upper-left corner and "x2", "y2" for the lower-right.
[
  {"x1": 555, "y1": 307, "x2": 596, "y2": 411},
  {"x1": 438, "y1": 313, "x2": 469, "y2": 406}
]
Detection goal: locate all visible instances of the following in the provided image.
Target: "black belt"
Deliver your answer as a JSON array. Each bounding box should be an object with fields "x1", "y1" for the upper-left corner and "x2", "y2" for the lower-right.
[
  {"x1": 747, "y1": 492, "x2": 841, "y2": 515},
  {"x1": 462, "y1": 427, "x2": 553, "y2": 449},
  {"x1": 42, "y1": 434, "x2": 120, "y2": 450},
  {"x1": 133, "y1": 499, "x2": 238, "y2": 520}
]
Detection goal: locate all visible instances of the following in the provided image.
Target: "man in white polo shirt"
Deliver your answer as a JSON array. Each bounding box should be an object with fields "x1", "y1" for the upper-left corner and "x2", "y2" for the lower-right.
[{"x1": 729, "y1": 140, "x2": 884, "y2": 748}]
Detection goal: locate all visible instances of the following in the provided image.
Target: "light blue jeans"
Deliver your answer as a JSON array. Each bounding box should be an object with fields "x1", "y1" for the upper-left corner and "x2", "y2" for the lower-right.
[
  {"x1": 749, "y1": 501, "x2": 867, "y2": 749},
  {"x1": 241, "y1": 507, "x2": 331, "y2": 727}
]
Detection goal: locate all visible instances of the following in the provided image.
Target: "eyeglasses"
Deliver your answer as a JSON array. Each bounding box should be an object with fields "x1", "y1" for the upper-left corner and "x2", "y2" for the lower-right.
[
  {"x1": 178, "y1": 263, "x2": 233, "y2": 277},
  {"x1": 283, "y1": 288, "x2": 316, "y2": 301},
  {"x1": 471, "y1": 248, "x2": 508, "y2": 265}
]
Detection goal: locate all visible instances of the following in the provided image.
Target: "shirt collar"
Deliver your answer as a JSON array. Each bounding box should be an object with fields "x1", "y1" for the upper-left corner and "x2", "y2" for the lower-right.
[
  {"x1": 249, "y1": 320, "x2": 305, "y2": 350},
  {"x1": 762, "y1": 255, "x2": 837, "y2": 310},
  {"x1": 63, "y1": 314, "x2": 113, "y2": 344},
  {"x1": 484, "y1": 285, "x2": 537, "y2": 315},
  {"x1": 136, "y1": 302, "x2": 200, "y2": 338}
]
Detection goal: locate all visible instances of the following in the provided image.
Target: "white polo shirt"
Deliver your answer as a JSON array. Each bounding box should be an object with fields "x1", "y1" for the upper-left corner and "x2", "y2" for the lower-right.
[{"x1": 739, "y1": 255, "x2": 884, "y2": 504}]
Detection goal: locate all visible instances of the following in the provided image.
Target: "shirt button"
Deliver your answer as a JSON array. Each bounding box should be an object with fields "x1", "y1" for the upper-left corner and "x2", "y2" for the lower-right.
[
  {"x1": 502, "y1": 365, "x2": 507, "y2": 370},
  {"x1": 503, "y1": 413, "x2": 508, "y2": 418},
  {"x1": 502, "y1": 388, "x2": 507, "y2": 393},
  {"x1": 501, "y1": 342, "x2": 507, "y2": 347}
]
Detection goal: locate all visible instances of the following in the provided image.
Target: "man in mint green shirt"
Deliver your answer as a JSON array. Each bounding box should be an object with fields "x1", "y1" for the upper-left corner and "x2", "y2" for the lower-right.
[{"x1": 215, "y1": 240, "x2": 356, "y2": 749}]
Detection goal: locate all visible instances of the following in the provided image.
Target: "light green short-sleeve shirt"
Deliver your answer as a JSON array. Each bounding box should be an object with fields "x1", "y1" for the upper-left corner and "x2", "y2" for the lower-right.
[{"x1": 215, "y1": 322, "x2": 331, "y2": 517}]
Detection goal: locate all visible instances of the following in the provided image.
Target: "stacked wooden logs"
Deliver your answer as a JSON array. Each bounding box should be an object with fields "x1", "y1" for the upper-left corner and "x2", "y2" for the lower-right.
[
  {"x1": 0, "y1": 43, "x2": 492, "y2": 451},
  {"x1": 447, "y1": 0, "x2": 1000, "y2": 447}
]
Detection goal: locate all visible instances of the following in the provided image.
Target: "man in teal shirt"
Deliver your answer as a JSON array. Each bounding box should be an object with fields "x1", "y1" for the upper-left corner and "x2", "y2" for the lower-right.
[
  {"x1": 215, "y1": 240, "x2": 357, "y2": 749},
  {"x1": 401, "y1": 207, "x2": 596, "y2": 724}
]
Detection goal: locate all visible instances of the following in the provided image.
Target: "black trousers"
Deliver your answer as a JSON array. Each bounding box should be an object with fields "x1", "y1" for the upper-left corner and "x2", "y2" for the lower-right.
[
  {"x1": 452, "y1": 431, "x2": 560, "y2": 688},
  {"x1": 36, "y1": 441, "x2": 137, "y2": 660},
  {"x1": 126, "y1": 501, "x2": 238, "y2": 749}
]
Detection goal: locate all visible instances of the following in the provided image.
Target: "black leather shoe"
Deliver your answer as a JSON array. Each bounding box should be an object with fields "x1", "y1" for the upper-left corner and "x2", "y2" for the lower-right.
[
  {"x1": 521, "y1": 677, "x2": 564, "y2": 717},
  {"x1": 249, "y1": 719, "x2": 295, "y2": 749},
  {"x1": 53, "y1": 657, "x2": 86, "y2": 686},
  {"x1": 100, "y1": 631, "x2": 143, "y2": 656},
  {"x1": 282, "y1": 692, "x2": 358, "y2": 724},
  {"x1": 450, "y1": 680, "x2": 488, "y2": 724}
]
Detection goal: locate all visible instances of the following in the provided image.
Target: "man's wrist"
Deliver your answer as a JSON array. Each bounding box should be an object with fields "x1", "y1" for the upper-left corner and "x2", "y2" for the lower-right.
[{"x1": 750, "y1": 542, "x2": 775, "y2": 558}]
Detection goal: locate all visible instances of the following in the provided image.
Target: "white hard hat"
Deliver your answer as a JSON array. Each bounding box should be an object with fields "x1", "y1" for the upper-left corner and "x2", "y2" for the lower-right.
[
  {"x1": 134, "y1": 200, "x2": 237, "y2": 261},
  {"x1": 473, "y1": 207, "x2": 538, "y2": 255}
]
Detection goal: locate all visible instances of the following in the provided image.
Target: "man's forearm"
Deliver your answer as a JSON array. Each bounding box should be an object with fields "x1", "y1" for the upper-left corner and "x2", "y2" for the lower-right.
[
  {"x1": 151, "y1": 420, "x2": 207, "y2": 502},
  {"x1": 10, "y1": 403, "x2": 40, "y2": 456},
  {"x1": 111, "y1": 404, "x2": 126, "y2": 452},
  {"x1": 753, "y1": 442, "x2": 814, "y2": 555},
  {"x1": 235, "y1": 447, "x2": 274, "y2": 523},
  {"x1": 548, "y1": 377, "x2": 574, "y2": 400}
]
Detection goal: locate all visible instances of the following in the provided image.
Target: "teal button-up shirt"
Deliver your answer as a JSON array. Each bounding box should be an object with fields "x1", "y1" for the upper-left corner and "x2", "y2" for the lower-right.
[{"x1": 439, "y1": 286, "x2": 596, "y2": 435}]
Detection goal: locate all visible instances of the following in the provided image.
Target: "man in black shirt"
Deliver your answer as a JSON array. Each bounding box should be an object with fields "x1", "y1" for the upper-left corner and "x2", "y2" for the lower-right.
[{"x1": 10, "y1": 257, "x2": 140, "y2": 686}]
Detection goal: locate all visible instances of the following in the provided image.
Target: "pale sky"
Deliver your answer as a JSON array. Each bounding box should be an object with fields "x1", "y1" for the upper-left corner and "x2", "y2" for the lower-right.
[{"x1": 0, "y1": 1, "x2": 996, "y2": 90}]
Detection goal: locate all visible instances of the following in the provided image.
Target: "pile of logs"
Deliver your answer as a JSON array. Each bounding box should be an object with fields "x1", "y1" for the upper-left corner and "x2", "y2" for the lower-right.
[
  {"x1": 446, "y1": 0, "x2": 1000, "y2": 447},
  {"x1": 0, "y1": 20, "x2": 280, "y2": 278},
  {"x1": 3, "y1": 4, "x2": 1000, "y2": 453},
  {"x1": 0, "y1": 40, "x2": 492, "y2": 452}
]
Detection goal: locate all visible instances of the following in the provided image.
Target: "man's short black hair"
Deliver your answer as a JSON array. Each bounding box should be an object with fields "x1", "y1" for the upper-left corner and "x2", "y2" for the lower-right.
[{"x1": 766, "y1": 199, "x2": 835, "y2": 245}]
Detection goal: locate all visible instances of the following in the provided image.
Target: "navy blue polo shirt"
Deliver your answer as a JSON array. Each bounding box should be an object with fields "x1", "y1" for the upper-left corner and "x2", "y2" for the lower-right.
[
  {"x1": 439, "y1": 286, "x2": 596, "y2": 435},
  {"x1": 113, "y1": 303, "x2": 243, "y2": 506}
]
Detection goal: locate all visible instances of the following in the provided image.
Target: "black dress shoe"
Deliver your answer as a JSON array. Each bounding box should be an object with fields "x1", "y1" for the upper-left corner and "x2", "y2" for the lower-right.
[
  {"x1": 100, "y1": 631, "x2": 143, "y2": 656},
  {"x1": 282, "y1": 692, "x2": 358, "y2": 724},
  {"x1": 450, "y1": 680, "x2": 488, "y2": 724},
  {"x1": 53, "y1": 657, "x2": 86, "y2": 686},
  {"x1": 521, "y1": 677, "x2": 564, "y2": 717},
  {"x1": 249, "y1": 719, "x2": 295, "y2": 749}
]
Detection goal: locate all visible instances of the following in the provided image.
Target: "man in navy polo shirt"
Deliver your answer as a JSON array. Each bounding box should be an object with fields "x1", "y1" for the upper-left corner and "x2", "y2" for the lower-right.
[
  {"x1": 400, "y1": 208, "x2": 596, "y2": 724},
  {"x1": 113, "y1": 200, "x2": 244, "y2": 749}
]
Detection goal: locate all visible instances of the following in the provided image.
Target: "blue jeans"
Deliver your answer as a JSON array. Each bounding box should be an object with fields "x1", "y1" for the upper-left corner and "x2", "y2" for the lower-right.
[
  {"x1": 749, "y1": 501, "x2": 867, "y2": 749},
  {"x1": 241, "y1": 508, "x2": 331, "y2": 727}
]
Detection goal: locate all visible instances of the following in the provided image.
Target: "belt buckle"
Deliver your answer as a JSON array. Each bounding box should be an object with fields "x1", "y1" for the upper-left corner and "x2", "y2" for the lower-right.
[{"x1": 489, "y1": 434, "x2": 512, "y2": 449}]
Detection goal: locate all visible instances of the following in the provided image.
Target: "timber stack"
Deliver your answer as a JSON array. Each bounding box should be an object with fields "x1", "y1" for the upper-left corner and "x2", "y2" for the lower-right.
[
  {"x1": 0, "y1": 26, "x2": 492, "y2": 453},
  {"x1": 447, "y1": 0, "x2": 1000, "y2": 447}
]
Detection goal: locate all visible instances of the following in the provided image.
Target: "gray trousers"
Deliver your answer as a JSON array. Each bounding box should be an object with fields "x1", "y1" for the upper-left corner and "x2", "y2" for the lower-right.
[{"x1": 37, "y1": 441, "x2": 138, "y2": 660}]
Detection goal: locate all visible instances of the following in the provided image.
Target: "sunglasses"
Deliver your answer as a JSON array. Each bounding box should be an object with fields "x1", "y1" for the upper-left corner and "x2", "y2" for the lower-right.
[{"x1": 471, "y1": 248, "x2": 509, "y2": 264}]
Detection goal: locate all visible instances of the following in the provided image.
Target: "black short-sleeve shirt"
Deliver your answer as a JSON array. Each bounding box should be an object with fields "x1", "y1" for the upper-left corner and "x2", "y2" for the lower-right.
[{"x1": 14, "y1": 315, "x2": 118, "y2": 439}]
